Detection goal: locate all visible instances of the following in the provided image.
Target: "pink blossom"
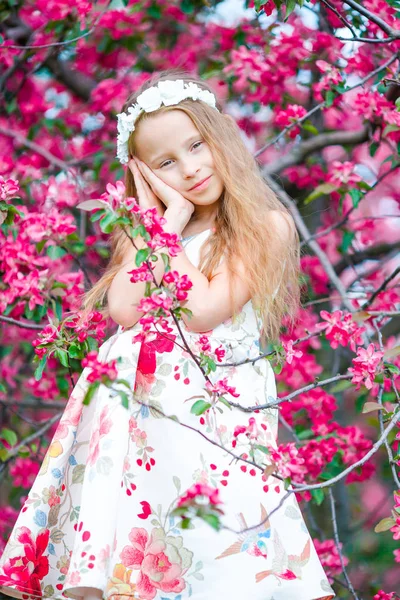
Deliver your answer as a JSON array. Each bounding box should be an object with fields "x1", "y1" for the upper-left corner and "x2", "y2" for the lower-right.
[
  {"x1": 349, "y1": 343, "x2": 384, "y2": 391},
  {"x1": 326, "y1": 161, "x2": 362, "y2": 188},
  {"x1": 274, "y1": 104, "x2": 307, "y2": 139},
  {"x1": 9, "y1": 458, "x2": 40, "y2": 489},
  {"x1": 374, "y1": 592, "x2": 397, "y2": 600},
  {"x1": 283, "y1": 340, "x2": 303, "y2": 364},
  {"x1": 233, "y1": 417, "x2": 260, "y2": 441},
  {"x1": 390, "y1": 517, "x2": 400, "y2": 541},
  {"x1": 206, "y1": 377, "x2": 240, "y2": 398},
  {"x1": 270, "y1": 443, "x2": 306, "y2": 481},
  {"x1": 314, "y1": 538, "x2": 349, "y2": 582},
  {"x1": 81, "y1": 351, "x2": 118, "y2": 384},
  {"x1": 315, "y1": 310, "x2": 366, "y2": 352},
  {"x1": 177, "y1": 483, "x2": 222, "y2": 507},
  {"x1": 0, "y1": 176, "x2": 19, "y2": 201}
]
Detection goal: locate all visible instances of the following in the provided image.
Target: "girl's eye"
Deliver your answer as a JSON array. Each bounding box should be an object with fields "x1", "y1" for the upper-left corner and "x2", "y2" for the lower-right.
[
  {"x1": 160, "y1": 159, "x2": 172, "y2": 168},
  {"x1": 159, "y1": 141, "x2": 203, "y2": 168}
]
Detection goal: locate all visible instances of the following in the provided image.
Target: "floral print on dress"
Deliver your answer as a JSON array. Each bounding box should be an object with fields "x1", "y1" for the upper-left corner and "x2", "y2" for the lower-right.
[{"x1": 0, "y1": 229, "x2": 334, "y2": 600}]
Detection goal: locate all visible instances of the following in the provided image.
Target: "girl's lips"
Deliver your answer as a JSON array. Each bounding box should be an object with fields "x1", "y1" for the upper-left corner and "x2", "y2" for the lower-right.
[{"x1": 189, "y1": 175, "x2": 212, "y2": 191}]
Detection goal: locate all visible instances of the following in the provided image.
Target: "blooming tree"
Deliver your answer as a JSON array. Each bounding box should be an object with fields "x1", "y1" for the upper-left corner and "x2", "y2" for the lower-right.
[{"x1": 1, "y1": 0, "x2": 400, "y2": 597}]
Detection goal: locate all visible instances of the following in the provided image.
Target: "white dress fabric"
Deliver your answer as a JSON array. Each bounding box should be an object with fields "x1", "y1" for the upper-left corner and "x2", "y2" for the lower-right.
[{"x1": 0, "y1": 229, "x2": 335, "y2": 600}]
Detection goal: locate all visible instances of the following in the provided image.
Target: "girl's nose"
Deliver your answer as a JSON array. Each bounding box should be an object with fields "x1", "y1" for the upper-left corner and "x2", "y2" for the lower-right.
[{"x1": 181, "y1": 161, "x2": 200, "y2": 179}]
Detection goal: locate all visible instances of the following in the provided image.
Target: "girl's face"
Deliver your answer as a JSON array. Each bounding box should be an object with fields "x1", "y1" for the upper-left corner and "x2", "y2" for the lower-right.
[{"x1": 134, "y1": 109, "x2": 224, "y2": 206}]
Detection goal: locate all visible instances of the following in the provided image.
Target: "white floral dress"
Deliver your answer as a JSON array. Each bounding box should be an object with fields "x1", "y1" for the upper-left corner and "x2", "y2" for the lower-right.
[{"x1": 0, "y1": 229, "x2": 335, "y2": 600}]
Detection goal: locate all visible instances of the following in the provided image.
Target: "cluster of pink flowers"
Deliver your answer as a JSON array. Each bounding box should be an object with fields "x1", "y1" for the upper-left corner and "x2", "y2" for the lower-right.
[
  {"x1": 81, "y1": 351, "x2": 118, "y2": 384},
  {"x1": 390, "y1": 491, "x2": 400, "y2": 551},
  {"x1": 163, "y1": 270, "x2": 193, "y2": 301},
  {"x1": 270, "y1": 443, "x2": 306, "y2": 481},
  {"x1": 0, "y1": 200, "x2": 82, "y2": 315},
  {"x1": 128, "y1": 263, "x2": 155, "y2": 283},
  {"x1": 198, "y1": 335, "x2": 225, "y2": 363},
  {"x1": 374, "y1": 592, "x2": 398, "y2": 600},
  {"x1": 233, "y1": 416, "x2": 260, "y2": 440},
  {"x1": 326, "y1": 161, "x2": 363, "y2": 189},
  {"x1": 316, "y1": 310, "x2": 366, "y2": 352},
  {"x1": 19, "y1": 206, "x2": 76, "y2": 243},
  {"x1": 349, "y1": 343, "x2": 385, "y2": 390},
  {"x1": 205, "y1": 377, "x2": 240, "y2": 398},
  {"x1": 32, "y1": 324, "x2": 61, "y2": 359},
  {"x1": 9, "y1": 457, "x2": 40, "y2": 489},
  {"x1": 314, "y1": 538, "x2": 349, "y2": 582},
  {"x1": 137, "y1": 290, "x2": 174, "y2": 315},
  {"x1": 0, "y1": 176, "x2": 19, "y2": 201},
  {"x1": 177, "y1": 483, "x2": 222, "y2": 507},
  {"x1": 274, "y1": 104, "x2": 308, "y2": 138},
  {"x1": 313, "y1": 59, "x2": 343, "y2": 102},
  {"x1": 64, "y1": 311, "x2": 107, "y2": 343}
]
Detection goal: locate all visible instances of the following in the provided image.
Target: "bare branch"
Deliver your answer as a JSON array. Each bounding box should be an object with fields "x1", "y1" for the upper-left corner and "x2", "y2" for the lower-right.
[
  {"x1": 329, "y1": 488, "x2": 360, "y2": 600},
  {"x1": 0, "y1": 315, "x2": 43, "y2": 330}
]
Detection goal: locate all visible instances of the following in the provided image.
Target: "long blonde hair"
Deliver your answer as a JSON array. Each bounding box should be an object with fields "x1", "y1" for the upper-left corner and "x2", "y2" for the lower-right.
[{"x1": 82, "y1": 69, "x2": 301, "y2": 343}]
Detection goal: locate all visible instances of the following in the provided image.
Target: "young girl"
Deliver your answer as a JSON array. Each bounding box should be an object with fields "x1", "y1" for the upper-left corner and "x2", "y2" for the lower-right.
[{"x1": 0, "y1": 71, "x2": 335, "y2": 600}]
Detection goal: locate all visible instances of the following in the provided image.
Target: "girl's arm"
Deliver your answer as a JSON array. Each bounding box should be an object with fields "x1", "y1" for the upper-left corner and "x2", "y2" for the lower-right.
[
  {"x1": 168, "y1": 209, "x2": 295, "y2": 333},
  {"x1": 108, "y1": 209, "x2": 294, "y2": 333}
]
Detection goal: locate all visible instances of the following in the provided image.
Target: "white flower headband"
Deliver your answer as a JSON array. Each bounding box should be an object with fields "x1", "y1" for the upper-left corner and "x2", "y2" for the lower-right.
[{"x1": 116, "y1": 79, "x2": 219, "y2": 165}]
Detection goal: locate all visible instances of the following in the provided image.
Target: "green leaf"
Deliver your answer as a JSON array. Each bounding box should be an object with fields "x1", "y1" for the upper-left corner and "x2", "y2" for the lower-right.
[
  {"x1": 47, "y1": 245, "x2": 67, "y2": 259},
  {"x1": 311, "y1": 488, "x2": 324, "y2": 505},
  {"x1": 383, "y1": 124, "x2": 400, "y2": 137},
  {"x1": 303, "y1": 183, "x2": 337, "y2": 205},
  {"x1": 161, "y1": 252, "x2": 170, "y2": 272},
  {"x1": 284, "y1": 0, "x2": 297, "y2": 20},
  {"x1": 302, "y1": 121, "x2": 319, "y2": 135},
  {"x1": 119, "y1": 391, "x2": 129, "y2": 409},
  {"x1": 362, "y1": 401, "x2": 386, "y2": 414},
  {"x1": 54, "y1": 348, "x2": 69, "y2": 368},
  {"x1": 296, "y1": 428, "x2": 313, "y2": 440},
  {"x1": 83, "y1": 382, "x2": 100, "y2": 406},
  {"x1": 180, "y1": 517, "x2": 192, "y2": 529},
  {"x1": 99, "y1": 211, "x2": 117, "y2": 234},
  {"x1": 201, "y1": 513, "x2": 221, "y2": 531},
  {"x1": 191, "y1": 400, "x2": 212, "y2": 416},
  {"x1": 254, "y1": 444, "x2": 270, "y2": 454},
  {"x1": 218, "y1": 396, "x2": 232, "y2": 410},
  {"x1": 348, "y1": 188, "x2": 362, "y2": 208},
  {"x1": 1, "y1": 428, "x2": 17, "y2": 446},
  {"x1": 34, "y1": 356, "x2": 48, "y2": 381},
  {"x1": 374, "y1": 516, "x2": 396, "y2": 533},
  {"x1": 340, "y1": 230, "x2": 355, "y2": 253},
  {"x1": 69, "y1": 343, "x2": 83, "y2": 359},
  {"x1": 384, "y1": 362, "x2": 400, "y2": 375},
  {"x1": 135, "y1": 247, "x2": 151, "y2": 267},
  {"x1": 369, "y1": 142, "x2": 379, "y2": 157},
  {"x1": 54, "y1": 297, "x2": 63, "y2": 321},
  {"x1": 325, "y1": 90, "x2": 335, "y2": 107},
  {"x1": 17, "y1": 445, "x2": 31, "y2": 457}
]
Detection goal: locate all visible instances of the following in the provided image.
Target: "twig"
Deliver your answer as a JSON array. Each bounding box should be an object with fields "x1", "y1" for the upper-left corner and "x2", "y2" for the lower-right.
[
  {"x1": 0, "y1": 315, "x2": 43, "y2": 330},
  {"x1": 329, "y1": 488, "x2": 360, "y2": 600}
]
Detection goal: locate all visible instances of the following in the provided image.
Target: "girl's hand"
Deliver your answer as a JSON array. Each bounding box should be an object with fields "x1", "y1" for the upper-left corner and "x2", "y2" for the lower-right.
[
  {"x1": 135, "y1": 158, "x2": 194, "y2": 219},
  {"x1": 128, "y1": 157, "x2": 165, "y2": 217}
]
